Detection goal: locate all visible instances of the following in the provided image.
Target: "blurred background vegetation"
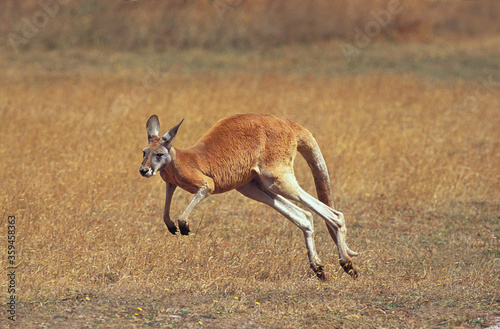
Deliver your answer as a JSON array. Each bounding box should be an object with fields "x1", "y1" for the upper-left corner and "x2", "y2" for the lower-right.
[{"x1": 2, "y1": 0, "x2": 500, "y2": 52}]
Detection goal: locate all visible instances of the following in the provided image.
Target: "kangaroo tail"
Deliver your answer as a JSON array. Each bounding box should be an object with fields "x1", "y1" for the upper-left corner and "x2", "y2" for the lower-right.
[
  {"x1": 294, "y1": 124, "x2": 359, "y2": 258},
  {"x1": 294, "y1": 126, "x2": 335, "y2": 208}
]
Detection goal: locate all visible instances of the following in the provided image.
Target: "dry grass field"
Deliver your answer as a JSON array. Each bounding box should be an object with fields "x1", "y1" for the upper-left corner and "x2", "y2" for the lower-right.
[{"x1": 1, "y1": 30, "x2": 499, "y2": 329}]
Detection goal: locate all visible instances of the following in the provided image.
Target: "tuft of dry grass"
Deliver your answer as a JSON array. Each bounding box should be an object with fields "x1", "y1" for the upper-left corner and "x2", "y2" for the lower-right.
[{"x1": 0, "y1": 40, "x2": 499, "y2": 328}]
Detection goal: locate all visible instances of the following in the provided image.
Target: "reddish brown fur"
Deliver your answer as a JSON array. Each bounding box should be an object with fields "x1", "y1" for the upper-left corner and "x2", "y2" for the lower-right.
[{"x1": 160, "y1": 114, "x2": 302, "y2": 194}]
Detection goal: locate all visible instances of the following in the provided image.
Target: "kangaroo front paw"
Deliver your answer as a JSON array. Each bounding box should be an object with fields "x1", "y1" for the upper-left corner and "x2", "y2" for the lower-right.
[
  {"x1": 179, "y1": 224, "x2": 190, "y2": 235},
  {"x1": 168, "y1": 226, "x2": 178, "y2": 235}
]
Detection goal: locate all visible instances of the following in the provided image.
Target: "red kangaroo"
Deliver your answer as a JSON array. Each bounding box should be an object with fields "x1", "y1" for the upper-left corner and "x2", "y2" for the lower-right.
[{"x1": 139, "y1": 113, "x2": 358, "y2": 280}]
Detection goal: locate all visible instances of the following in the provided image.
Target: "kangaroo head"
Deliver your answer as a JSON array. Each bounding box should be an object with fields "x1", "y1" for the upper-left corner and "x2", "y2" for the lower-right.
[{"x1": 140, "y1": 115, "x2": 183, "y2": 177}]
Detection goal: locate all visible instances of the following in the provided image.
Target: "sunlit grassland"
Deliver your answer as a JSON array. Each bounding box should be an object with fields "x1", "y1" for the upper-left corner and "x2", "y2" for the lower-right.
[{"x1": 0, "y1": 41, "x2": 498, "y2": 328}]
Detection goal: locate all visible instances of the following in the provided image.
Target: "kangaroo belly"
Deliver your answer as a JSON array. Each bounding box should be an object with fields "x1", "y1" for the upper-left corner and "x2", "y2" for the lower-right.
[{"x1": 211, "y1": 168, "x2": 257, "y2": 194}]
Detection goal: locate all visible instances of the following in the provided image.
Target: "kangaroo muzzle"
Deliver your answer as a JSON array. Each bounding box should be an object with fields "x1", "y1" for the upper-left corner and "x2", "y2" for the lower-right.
[{"x1": 139, "y1": 166, "x2": 154, "y2": 177}]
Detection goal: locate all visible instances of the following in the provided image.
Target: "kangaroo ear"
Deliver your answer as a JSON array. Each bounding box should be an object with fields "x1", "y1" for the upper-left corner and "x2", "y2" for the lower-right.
[
  {"x1": 161, "y1": 119, "x2": 184, "y2": 146},
  {"x1": 146, "y1": 115, "x2": 160, "y2": 142}
]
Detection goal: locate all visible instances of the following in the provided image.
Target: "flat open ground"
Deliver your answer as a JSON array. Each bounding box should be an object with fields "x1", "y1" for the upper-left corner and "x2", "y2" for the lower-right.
[{"x1": 1, "y1": 38, "x2": 499, "y2": 328}]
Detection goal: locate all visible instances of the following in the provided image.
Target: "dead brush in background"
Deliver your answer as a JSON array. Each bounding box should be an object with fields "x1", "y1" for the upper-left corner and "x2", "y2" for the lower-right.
[{"x1": 1, "y1": 0, "x2": 500, "y2": 51}]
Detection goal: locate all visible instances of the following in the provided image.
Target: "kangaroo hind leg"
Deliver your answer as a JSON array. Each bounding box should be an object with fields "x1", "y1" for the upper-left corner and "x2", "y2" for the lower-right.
[
  {"x1": 259, "y1": 170, "x2": 358, "y2": 279},
  {"x1": 237, "y1": 180, "x2": 326, "y2": 281}
]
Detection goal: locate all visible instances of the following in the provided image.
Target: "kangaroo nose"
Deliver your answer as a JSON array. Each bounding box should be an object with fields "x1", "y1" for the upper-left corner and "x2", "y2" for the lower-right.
[{"x1": 139, "y1": 167, "x2": 149, "y2": 176}]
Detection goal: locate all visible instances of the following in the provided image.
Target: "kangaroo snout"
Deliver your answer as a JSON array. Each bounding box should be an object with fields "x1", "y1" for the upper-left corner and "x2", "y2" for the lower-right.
[{"x1": 139, "y1": 166, "x2": 152, "y2": 177}]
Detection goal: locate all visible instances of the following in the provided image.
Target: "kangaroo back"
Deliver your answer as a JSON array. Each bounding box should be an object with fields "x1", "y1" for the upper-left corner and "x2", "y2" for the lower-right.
[{"x1": 294, "y1": 126, "x2": 334, "y2": 208}]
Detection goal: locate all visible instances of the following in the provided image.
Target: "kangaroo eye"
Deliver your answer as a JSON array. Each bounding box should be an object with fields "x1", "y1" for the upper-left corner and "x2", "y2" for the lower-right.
[{"x1": 155, "y1": 153, "x2": 164, "y2": 158}]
